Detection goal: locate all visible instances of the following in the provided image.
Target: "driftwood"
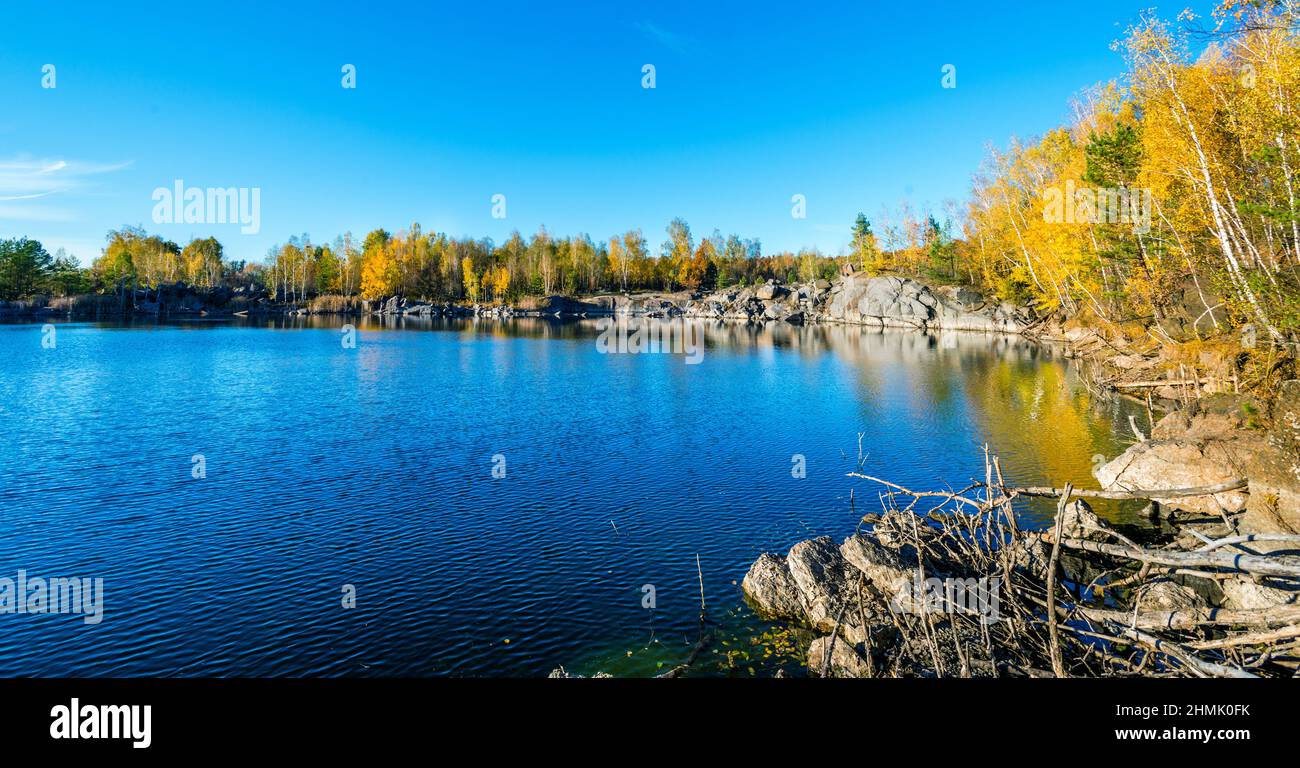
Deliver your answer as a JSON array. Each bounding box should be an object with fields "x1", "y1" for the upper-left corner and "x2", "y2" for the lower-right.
[
  {"x1": 1075, "y1": 604, "x2": 1300, "y2": 631},
  {"x1": 1045, "y1": 485, "x2": 1071, "y2": 677},
  {"x1": 838, "y1": 449, "x2": 1300, "y2": 678},
  {"x1": 1049, "y1": 537, "x2": 1300, "y2": 579},
  {"x1": 1189, "y1": 624, "x2": 1300, "y2": 650},
  {"x1": 1196, "y1": 533, "x2": 1300, "y2": 552},
  {"x1": 1116, "y1": 626, "x2": 1258, "y2": 679},
  {"x1": 1113, "y1": 378, "x2": 1214, "y2": 388},
  {"x1": 988, "y1": 477, "x2": 1247, "y2": 501}
]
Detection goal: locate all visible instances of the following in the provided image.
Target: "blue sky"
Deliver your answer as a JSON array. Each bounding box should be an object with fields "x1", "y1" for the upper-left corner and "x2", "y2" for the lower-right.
[{"x1": 0, "y1": 1, "x2": 1212, "y2": 265}]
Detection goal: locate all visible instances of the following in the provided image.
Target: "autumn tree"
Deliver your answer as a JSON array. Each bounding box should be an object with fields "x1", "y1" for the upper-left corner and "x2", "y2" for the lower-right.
[
  {"x1": 461, "y1": 256, "x2": 481, "y2": 303},
  {"x1": 181, "y1": 237, "x2": 224, "y2": 288},
  {"x1": 851, "y1": 213, "x2": 883, "y2": 273},
  {"x1": 360, "y1": 232, "x2": 399, "y2": 300}
]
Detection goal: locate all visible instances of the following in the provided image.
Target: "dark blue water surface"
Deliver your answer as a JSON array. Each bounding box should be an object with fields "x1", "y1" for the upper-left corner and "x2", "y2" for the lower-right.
[{"x1": 0, "y1": 317, "x2": 1140, "y2": 677}]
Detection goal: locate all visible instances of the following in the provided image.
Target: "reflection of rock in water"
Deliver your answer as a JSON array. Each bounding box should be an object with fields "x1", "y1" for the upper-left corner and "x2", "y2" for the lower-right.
[
  {"x1": 683, "y1": 321, "x2": 1059, "y2": 369},
  {"x1": 242, "y1": 312, "x2": 1142, "y2": 527},
  {"x1": 266, "y1": 313, "x2": 1067, "y2": 369}
]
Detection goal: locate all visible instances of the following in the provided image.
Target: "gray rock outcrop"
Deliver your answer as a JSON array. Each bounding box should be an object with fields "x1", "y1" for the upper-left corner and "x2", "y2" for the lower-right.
[
  {"x1": 1094, "y1": 437, "x2": 1261, "y2": 517},
  {"x1": 825, "y1": 275, "x2": 1027, "y2": 333},
  {"x1": 742, "y1": 533, "x2": 918, "y2": 647}
]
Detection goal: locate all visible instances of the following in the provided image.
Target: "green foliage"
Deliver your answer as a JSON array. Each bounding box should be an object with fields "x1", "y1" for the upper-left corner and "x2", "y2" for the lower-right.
[
  {"x1": 48, "y1": 250, "x2": 91, "y2": 296},
  {"x1": 1083, "y1": 122, "x2": 1142, "y2": 187},
  {"x1": 0, "y1": 237, "x2": 53, "y2": 300},
  {"x1": 851, "y1": 213, "x2": 883, "y2": 274},
  {"x1": 1241, "y1": 401, "x2": 1261, "y2": 430},
  {"x1": 924, "y1": 215, "x2": 957, "y2": 280}
]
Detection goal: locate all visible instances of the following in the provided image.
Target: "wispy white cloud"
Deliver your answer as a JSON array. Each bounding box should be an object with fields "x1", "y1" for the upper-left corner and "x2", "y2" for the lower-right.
[
  {"x1": 0, "y1": 204, "x2": 74, "y2": 222},
  {"x1": 0, "y1": 156, "x2": 131, "y2": 220},
  {"x1": 637, "y1": 22, "x2": 690, "y2": 54},
  {"x1": 0, "y1": 191, "x2": 57, "y2": 202}
]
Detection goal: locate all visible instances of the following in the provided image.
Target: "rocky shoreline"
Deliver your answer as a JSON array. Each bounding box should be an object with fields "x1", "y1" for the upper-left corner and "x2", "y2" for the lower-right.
[
  {"x1": 2, "y1": 272, "x2": 1033, "y2": 335},
  {"x1": 500, "y1": 273, "x2": 1031, "y2": 334},
  {"x1": 733, "y1": 392, "x2": 1300, "y2": 678}
]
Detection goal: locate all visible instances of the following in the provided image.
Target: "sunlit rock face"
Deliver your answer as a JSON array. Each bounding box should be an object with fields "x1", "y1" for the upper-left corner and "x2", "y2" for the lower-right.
[
  {"x1": 826, "y1": 275, "x2": 1028, "y2": 333},
  {"x1": 1094, "y1": 437, "x2": 1260, "y2": 516},
  {"x1": 583, "y1": 275, "x2": 1030, "y2": 332},
  {"x1": 1245, "y1": 380, "x2": 1300, "y2": 536},
  {"x1": 1093, "y1": 396, "x2": 1300, "y2": 524}
]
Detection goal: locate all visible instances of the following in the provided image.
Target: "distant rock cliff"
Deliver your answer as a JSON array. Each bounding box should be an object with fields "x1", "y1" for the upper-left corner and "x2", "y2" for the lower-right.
[{"x1": 579, "y1": 274, "x2": 1032, "y2": 334}]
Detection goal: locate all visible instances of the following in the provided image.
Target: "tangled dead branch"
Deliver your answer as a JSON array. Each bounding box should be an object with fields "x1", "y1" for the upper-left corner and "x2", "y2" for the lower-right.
[{"x1": 835, "y1": 450, "x2": 1300, "y2": 678}]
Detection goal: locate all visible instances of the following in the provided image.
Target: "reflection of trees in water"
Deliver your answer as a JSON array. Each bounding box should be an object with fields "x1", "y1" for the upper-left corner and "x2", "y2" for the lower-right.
[{"x1": 236, "y1": 313, "x2": 1142, "y2": 523}]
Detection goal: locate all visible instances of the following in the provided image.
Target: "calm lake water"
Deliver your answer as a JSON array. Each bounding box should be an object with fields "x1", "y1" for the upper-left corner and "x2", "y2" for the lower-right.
[{"x1": 0, "y1": 317, "x2": 1142, "y2": 677}]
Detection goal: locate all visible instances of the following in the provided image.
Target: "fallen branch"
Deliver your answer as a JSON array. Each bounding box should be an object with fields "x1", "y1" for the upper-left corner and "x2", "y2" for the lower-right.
[
  {"x1": 1196, "y1": 534, "x2": 1300, "y2": 553},
  {"x1": 659, "y1": 554, "x2": 712, "y2": 678},
  {"x1": 809, "y1": 448, "x2": 1299, "y2": 678},
  {"x1": 993, "y1": 477, "x2": 1247, "y2": 501},
  {"x1": 1116, "y1": 626, "x2": 1257, "y2": 679},
  {"x1": 1075, "y1": 604, "x2": 1300, "y2": 631},
  {"x1": 1046, "y1": 485, "x2": 1071, "y2": 677},
  {"x1": 1113, "y1": 378, "x2": 1215, "y2": 388},
  {"x1": 1051, "y1": 536, "x2": 1300, "y2": 579},
  {"x1": 1188, "y1": 624, "x2": 1300, "y2": 651}
]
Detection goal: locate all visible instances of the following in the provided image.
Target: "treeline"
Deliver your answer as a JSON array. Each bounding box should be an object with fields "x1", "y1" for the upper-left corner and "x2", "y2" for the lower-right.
[
  {"x1": 1, "y1": 219, "x2": 862, "y2": 304},
  {"x1": 0, "y1": 238, "x2": 91, "y2": 300},
  {"x1": 0, "y1": 228, "x2": 255, "y2": 302},
  {"x1": 263, "y1": 218, "x2": 846, "y2": 303},
  {"x1": 958, "y1": 1, "x2": 1300, "y2": 339}
]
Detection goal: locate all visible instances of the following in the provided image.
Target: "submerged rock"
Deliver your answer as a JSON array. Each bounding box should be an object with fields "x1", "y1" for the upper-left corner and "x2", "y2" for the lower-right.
[{"x1": 547, "y1": 666, "x2": 613, "y2": 678}]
